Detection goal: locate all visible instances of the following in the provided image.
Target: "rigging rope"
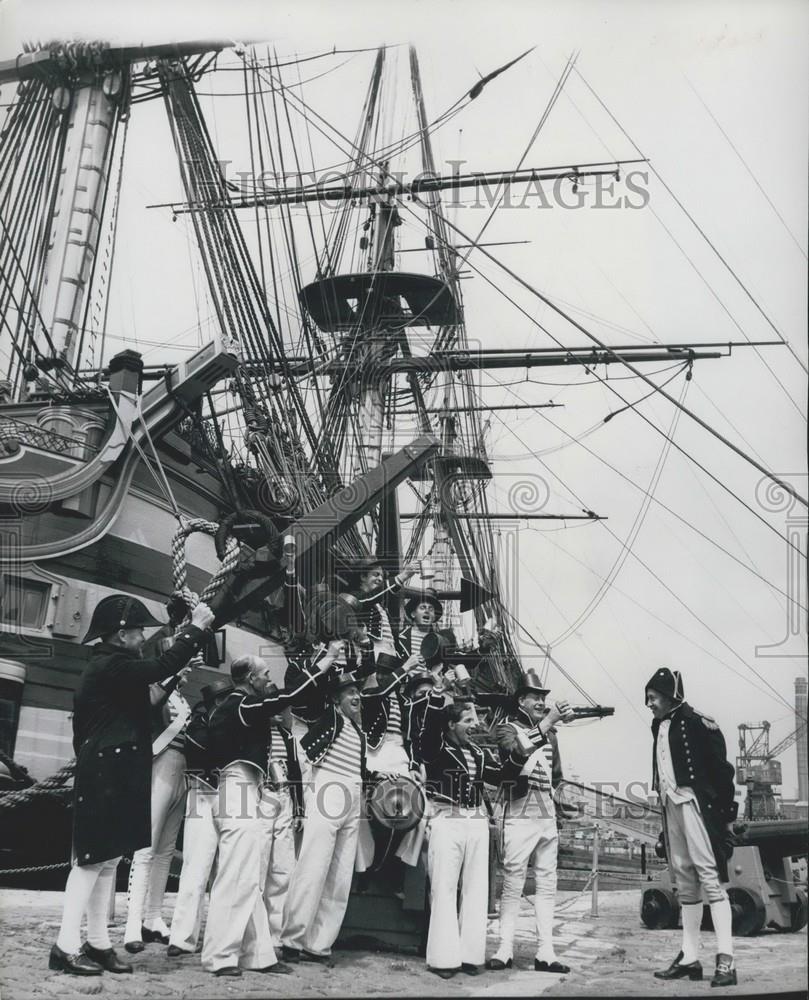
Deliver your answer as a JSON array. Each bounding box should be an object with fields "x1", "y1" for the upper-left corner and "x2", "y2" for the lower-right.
[
  {"x1": 573, "y1": 65, "x2": 809, "y2": 382},
  {"x1": 550, "y1": 374, "x2": 689, "y2": 646}
]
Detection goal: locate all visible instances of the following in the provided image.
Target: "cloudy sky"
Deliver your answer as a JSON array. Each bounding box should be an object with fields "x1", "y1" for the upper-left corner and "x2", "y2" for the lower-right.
[{"x1": 1, "y1": 0, "x2": 806, "y2": 798}]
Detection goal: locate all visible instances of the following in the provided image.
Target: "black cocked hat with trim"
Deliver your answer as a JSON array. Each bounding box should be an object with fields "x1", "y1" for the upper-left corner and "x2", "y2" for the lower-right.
[
  {"x1": 82, "y1": 594, "x2": 165, "y2": 644},
  {"x1": 645, "y1": 667, "x2": 684, "y2": 704}
]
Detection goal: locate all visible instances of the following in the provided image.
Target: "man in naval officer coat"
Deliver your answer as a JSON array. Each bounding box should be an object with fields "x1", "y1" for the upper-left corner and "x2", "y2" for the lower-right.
[
  {"x1": 50, "y1": 594, "x2": 213, "y2": 976},
  {"x1": 646, "y1": 667, "x2": 738, "y2": 988}
]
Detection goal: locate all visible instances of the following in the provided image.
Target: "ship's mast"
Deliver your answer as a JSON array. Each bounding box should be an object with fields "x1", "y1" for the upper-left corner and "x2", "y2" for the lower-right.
[
  {"x1": 355, "y1": 169, "x2": 398, "y2": 484},
  {"x1": 0, "y1": 40, "x2": 224, "y2": 383},
  {"x1": 36, "y1": 74, "x2": 121, "y2": 370}
]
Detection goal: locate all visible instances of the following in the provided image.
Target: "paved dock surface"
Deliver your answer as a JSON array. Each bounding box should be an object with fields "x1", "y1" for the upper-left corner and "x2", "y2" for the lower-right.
[{"x1": 1, "y1": 888, "x2": 806, "y2": 998}]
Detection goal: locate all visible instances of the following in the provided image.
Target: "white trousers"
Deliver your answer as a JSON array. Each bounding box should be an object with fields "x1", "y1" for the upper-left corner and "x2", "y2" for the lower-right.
[
  {"x1": 201, "y1": 765, "x2": 277, "y2": 972},
  {"x1": 259, "y1": 787, "x2": 298, "y2": 940},
  {"x1": 494, "y1": 808, "x2": 559, "y2": 963},
  {"x1": 125, "y1": 747, "x2": 186, "y2": 941},
  {"x1": 425, "y1": 807, "x2": 489, "y2": 970},
  {"x1": 281, "y1": 770, "x2": 361, "y2": 957},
  {"x1": 363, "y1": 740, "x2": 426, "y2": 867},
  {"x1": 168, "y1": 779, "x2": 218, "y2": 952},
  {"x1": 664, "y1": 796, "x2": 727, "y2": 904}
]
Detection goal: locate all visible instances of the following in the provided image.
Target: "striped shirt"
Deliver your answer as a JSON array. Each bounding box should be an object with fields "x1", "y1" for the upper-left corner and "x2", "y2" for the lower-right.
[
  {"x1": 154, "y1": 691, "x2": 190, "y2": 755},
  {"x1": 461, "y1": 747, "x2": 478, "y2": 779},
  {"x1": 316, "y1": 718, "x2": 363, "y2": 782},
  {"x1": 386, "y1": 697, "x2": 403, "y2": 747},
  {"x1": 526, "y1": 742, "x2": 555, "y2": 796}
]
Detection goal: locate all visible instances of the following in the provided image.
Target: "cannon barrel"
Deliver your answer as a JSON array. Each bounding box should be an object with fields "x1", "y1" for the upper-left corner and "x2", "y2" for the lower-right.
[{"x1": 732, "y1": 819, "x2": 809, "y2": 857}]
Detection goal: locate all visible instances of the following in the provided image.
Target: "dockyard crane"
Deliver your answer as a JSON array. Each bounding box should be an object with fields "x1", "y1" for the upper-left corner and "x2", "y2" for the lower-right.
[{"x1": 736, "y1": 721, "x2": 807, "y2": 820}]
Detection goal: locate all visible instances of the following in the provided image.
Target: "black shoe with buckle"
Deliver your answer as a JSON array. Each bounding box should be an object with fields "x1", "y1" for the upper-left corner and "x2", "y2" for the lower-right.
[
  {"x1": 485, "y1": 956, "x2": 513, "y2": 970},
  {"x1": 300, "y1": 950, "x2": 330, "y2": 964},
  {"x1": 654, "y1": 950, "x2": 703, "y2": 981},
  {"x1": 140, "y1": 926, "x2": 169, "y2": 945},
  {"x1": 81, "y1": 943, "x2": 133, "y2": 974},
  {"x1": 535, "y1": 959, "x2": 571, "y2": 974},
  {"x1": 48, "y1": 944, "x2": 103, "y2": 976},
  {"x1": 711, "y1": 954, "x2": 737, "y2": 988},
  {"x1": 167, "y1": 944, "x2": 193, "y2": 958},
  {"x1": 256, "y1": 962, "x2": 294, "y2": 974}
]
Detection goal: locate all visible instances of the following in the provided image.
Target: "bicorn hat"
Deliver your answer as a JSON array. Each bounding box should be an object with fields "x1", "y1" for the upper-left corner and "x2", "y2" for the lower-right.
[
  {"x1": 82, "y1": 594, "x2": 165, "y2": 644},
  {"x1": 645, "y1": 667, "x2": 684, "y2": 704},
  {"x1": 404, "y1": 588, "x2": 444, "y2": 620},
  {"x1": 515, "y1": 668, "x2": 550, "y2": 698}
]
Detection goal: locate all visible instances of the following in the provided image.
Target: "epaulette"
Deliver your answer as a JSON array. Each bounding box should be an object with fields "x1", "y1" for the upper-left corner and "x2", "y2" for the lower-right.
[{"x1": 693, "y1": 709, "x2": 719, "y2": 730}]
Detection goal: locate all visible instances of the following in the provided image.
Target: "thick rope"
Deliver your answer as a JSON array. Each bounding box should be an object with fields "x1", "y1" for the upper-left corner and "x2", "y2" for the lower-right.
[
  {"x1": 0, "y1": 745, "x2": 34, "y2": 786},
  {"x1": 0, "y1": 761, "x2": 76, "y2": 810},
  {"x1": 170, "y1": 517, "x2": 240, "y2": 615},
  {"x1": 0, "y1": 520, "x2": 241, "y2": 813}
]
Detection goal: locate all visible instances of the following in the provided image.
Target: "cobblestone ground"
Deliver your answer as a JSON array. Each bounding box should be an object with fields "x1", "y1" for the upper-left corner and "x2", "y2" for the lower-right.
[{"x1": 1, "y1": 889, "x2": 806, "y2": 999}]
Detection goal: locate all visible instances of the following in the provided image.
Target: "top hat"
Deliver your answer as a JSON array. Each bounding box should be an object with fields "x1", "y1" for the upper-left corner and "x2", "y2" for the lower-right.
[
  {"x1": 329, "y1": 670, "x2": 360, "y2": 695},
  {"x1": 201, "y1": 678, "x2": 234, "y2": 707},
  {"x1": 402, "y1": 669, "x2": 437, "y2": 698},
  {"x1": 82, "y1": 594, "x2": 166, "y2": 644},
  {"x1": 306, "y1": 591, "x2": 361, "y2": 642},
  {"x1": 514, "y1": 668, "x2": 550, "y2": 698},
  {"x1": 404, "y1": 588, "x2": 444, "y2": 620},
  {"x1": 645, "y1": 667, "x2": 684, "y2": 704}
]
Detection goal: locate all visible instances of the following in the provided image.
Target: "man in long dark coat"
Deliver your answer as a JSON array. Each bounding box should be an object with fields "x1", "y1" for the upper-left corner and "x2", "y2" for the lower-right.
[
  {"x1": 646, "y1": 668, "x2": 739, "y2": 988},
  {"x1": 49, "y1": 594, "x2": 213, "y2": 976}
]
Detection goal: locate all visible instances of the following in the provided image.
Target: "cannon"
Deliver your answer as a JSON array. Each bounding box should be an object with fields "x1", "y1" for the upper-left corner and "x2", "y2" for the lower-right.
[{"x1": 640, "y1": 818, "x2": 808, "y2": 935}]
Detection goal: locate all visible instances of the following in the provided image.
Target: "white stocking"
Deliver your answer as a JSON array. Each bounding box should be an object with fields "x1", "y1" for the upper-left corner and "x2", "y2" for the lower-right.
[
  {"x1": 56, "y1": 863, "x2": 103, "y2": 953},
  {"x1": 86, "y1": 859, "x2": 120, "y2": 949},
  {"x1": 709, "y1": 898, "x2": 734, "y2": 958},
  {"x1": 680, "y1": 902, "x2": 702, "y2": 964}
]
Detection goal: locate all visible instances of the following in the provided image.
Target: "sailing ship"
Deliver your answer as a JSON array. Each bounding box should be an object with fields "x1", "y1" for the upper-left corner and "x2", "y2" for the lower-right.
[{"x1": 0, "y1": 31, "x2": 805, "y2": 933}]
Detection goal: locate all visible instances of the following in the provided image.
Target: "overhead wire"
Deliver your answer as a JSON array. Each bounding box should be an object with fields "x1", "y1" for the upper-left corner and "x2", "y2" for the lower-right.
[
  {"x1": 483, "y1": 366, "x2": 805, "y2": 612},
  {"x1": 573, "y1": 65, "x2": 809, "y2": 380},
  {"x1": 550, "y1": 375, "x2": 688, "y2": 645},
  {"x1": 421, "y1": 225, "x2": 805, "y2": 555},
  {"x1": 475, "y1": 371, "x2": 805, "y2": 715}
]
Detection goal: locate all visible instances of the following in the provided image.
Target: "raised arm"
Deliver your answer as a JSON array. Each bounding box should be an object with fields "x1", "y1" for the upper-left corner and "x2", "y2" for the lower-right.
[{"x1": 413, "y1": 691, "x2": 446, "y2": 764}]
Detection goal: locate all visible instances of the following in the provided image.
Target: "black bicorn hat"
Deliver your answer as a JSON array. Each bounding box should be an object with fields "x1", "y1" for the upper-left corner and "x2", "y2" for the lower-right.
[
  {"x1": 82, "y1": 594, "x2": 166, "y2": 644},
  {"x1": 404, "y1": 587, "x2": 444, "y2": 620},
  {"x1": 645, "y1": 667, "x2": 684, "y2": 704}
]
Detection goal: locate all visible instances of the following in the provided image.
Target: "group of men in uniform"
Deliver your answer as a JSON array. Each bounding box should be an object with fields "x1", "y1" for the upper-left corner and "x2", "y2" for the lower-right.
[{"x1": 49, "y1": 560, "x2": 741, "y2": 988}]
